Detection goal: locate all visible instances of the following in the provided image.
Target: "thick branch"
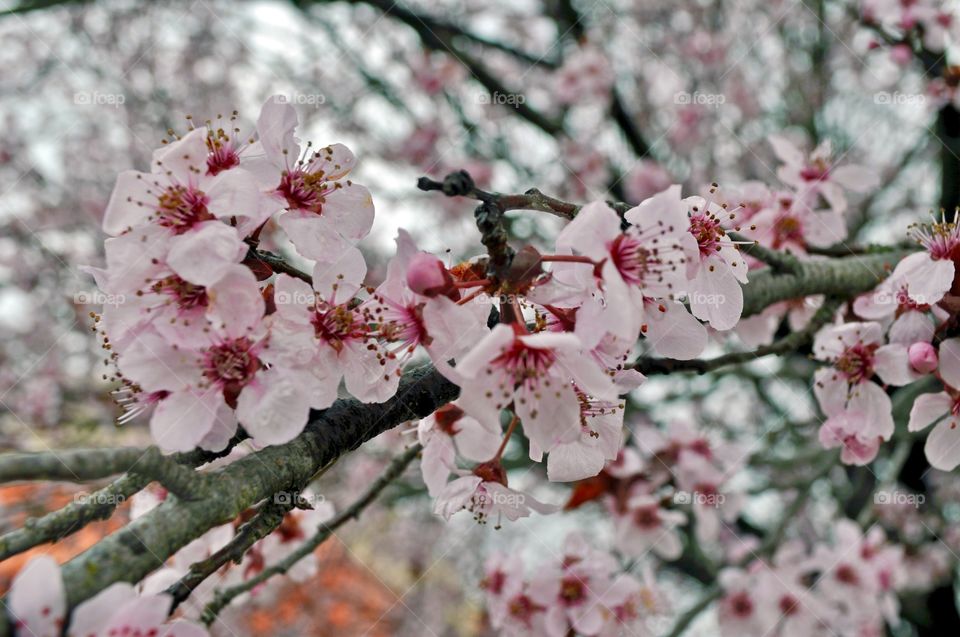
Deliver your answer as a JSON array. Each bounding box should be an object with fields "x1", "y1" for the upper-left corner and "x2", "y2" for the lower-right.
[{"x1": 53, "y1": 365, "x2": 456, "y2": 611}]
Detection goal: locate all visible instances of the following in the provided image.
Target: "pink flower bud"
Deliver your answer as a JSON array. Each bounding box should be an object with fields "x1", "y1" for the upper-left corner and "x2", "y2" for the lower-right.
[
  {"x1": 406, "y1": 253, "x2": 453, "y2": 297},
  {"x1": 908, "y1": 342, "x2": 938, "y2": 374}
]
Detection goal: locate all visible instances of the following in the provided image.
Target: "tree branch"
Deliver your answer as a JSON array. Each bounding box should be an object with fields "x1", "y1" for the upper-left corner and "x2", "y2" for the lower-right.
[
  {"x1": 201, "y1": 443, "x2": 422, "y2": 623},
  {"x1": 0, "y1": 446, "x2": 211, "y2": 500}
]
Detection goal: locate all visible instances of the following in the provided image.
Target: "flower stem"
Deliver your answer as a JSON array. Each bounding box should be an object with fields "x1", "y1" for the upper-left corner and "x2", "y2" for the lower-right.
[{"x1": 493, "y1": 413, "x2": 520, "y2": 460}]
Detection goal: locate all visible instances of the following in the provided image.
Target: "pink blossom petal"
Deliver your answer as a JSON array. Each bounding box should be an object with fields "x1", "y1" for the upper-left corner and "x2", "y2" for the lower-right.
[
  {"x1": 899, "y1": 252, "x2": 954, "y2": 306},
  {"x1": 452, "y1": 414, "x2": 502, "y2": 462},
  {"x1": 547, "y1": 442, "x2": 606, "y2": 482},
  {"x1": 341, "y1": 343, "x2": 400, "y2": 403},
  {"x1": 166, "y1": 221, "x2": 246, "y2": 287},
  {"x1": 422, "y1": 296, "x2": 490, "y2": 362},
  {"x1": 8, "y1": 556, "x2": 65, "y2": 637},
  {"x1": 204, "y1": 168, "x2": 265, "y2": 222},
  {"x1": 257, "y1": 96, "x2": 300, "y2": 167},
  {"x1": 557, "y1": 200, "x2": 620, "y2": 259},
  {"x1": 818, "y1": 182, "x2": 848, "y2": 214},
  {"x1": 235, "y1": 369, "x2": 311, "y2": 446},
  {"x1": 278, "y1": 213, "x2": 350, "y2": 263},
  {"x1": 874, "y1": 344, "x2": 918, "y2": 386},
  {"x1": 687, "y1": 256, "x2": 744, "y2": 330},
  {"x1": 305, "y1": 143, "x2": 357, "y2": 181},
  {"x1": 802, "y1": 210, "x2": 848, "y2": 247},
  {"x1": 768, "y1": 135, "x2": 805, "y2": 167},
  {"x1": 924, "y1": 418, "x2": 960, "y2": 471},
  {"x1": 207, "y1": 266, "x2": 264, "y2": 339},
  {"x1": 69, "y1": 582, "x2": 137, "y2": 637},
  {"x1": 908, "y1": 392, "x2": 952, "y2": 432},
  {"x1": 151, "y1": 389, "x2": 223, "y2": 452},
  {"x1": 320, "y1": 183, "x2": 375, "y2": 240},
  {"x1": 102, "y1": 170, "x2": 157, "y2": 235},
  {"x1": 151, "y1": 128, "x2": 207, "y2": 183},
  {"x1": 938, "y1": 338, "x2": 960, "y2": 388},
  {"x1": 643, "y1": 301, "x2": 707, "y2": 359},
  {"x1": 100, "y1": 593, "x2": 173, "y2": 636},
  {"x1": 421, "y1": 434, "x2": 456, "y2": 496},
  {"x1": 515, "y1": 383, "x2": 581, "y2": 452},
  {"x1": 117, "y1": 331, "x2": 203, "y2": 392},
  {"x1": 159, "y1": 619, "x2": 211, "y2": 637},
  {"x1": 454, "y1": 323, "x2": 515, "y2": 378},
  {"x1": 831, "y1": 165, "x2": 880, "y2": 192},
  {"x1": 311, "y1": 245, "x2": 367, "y2": 301}
]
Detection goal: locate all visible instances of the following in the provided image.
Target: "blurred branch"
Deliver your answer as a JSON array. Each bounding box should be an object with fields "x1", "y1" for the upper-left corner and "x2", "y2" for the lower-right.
[
  {"x1": 167, "y1": 496, "x2": 299, "y2": 609},
  {"x1": 201, "y1": 443, "x2": 422, "y2": 623}
]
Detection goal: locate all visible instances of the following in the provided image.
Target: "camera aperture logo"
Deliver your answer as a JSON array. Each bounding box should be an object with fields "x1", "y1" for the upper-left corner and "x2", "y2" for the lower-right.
[
  {"x1": 478, "y1": 91, "x2": 526, "y2": 109},
  {"x1": 673, "y1": 490, "x2": 725, "y2": 508}
]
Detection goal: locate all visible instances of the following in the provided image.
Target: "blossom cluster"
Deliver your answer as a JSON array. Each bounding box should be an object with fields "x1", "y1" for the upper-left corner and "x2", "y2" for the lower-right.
[
  {"x1": 479, "y1": 534, "x2": 665, "y2": 637},
  {"x1": 809, "y1": 213, "x2": 960, "y2": 469},
  {"x1": 717, "y1": 521, "x2": 904, "y2": 636}
]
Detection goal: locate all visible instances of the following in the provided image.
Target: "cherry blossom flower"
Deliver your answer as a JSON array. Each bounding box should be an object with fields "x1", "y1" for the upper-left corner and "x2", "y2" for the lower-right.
[
  {"x1": 269, "y1": 250, "x2": 401, "y2": 406},
  {"x1": 549, "y1": 187, "x2": 705, "y2": 357},
  {"x1": 679, "y1": 190, "x2": 749, "y2": 330},
  {"x1": 115, "y1": 268, "x2": 322, "y2": 449},
  {"x1": 853, "y1": 273, "x2": 940, "y2": 346},
  {"x1": 368, "y1": 229, "x2": 489, "y2": 373},
  {"x1": 769, "y1": 135, "x2": 879, "y2": 214},
  {"x1": 612, "y1": 493, "x2": 687, "y2": 560},
  {"x1": 452, "y1": 323, "x2": 617, "y2": 463},
  {"x1": 813, "y1": 321, "x2": 916, "y2": 464},
  {"x1": 433, "y1": 460, "x2": 557, "y2": 525},
  {"x1": 244, "y1": 96, "x2": 374, "y2": 262},
  {"x1": 527, "y1": 533, "x2": 619, "y2": 636},
  {"x1": 417, "y1": 402, "x2": 502, "y2": 495},
  {"x1": 909, "y1": 338, "x2": 960, "y2": 470},
  {"x1": 747, "y1": 189, "x2": 847, "y2": 253},
  {"x1": 102, "y1": 126, "x2": 266, "y2": 238},
  {"x1": 893, "y1": 212, "x2": 960, "y2": 306}
]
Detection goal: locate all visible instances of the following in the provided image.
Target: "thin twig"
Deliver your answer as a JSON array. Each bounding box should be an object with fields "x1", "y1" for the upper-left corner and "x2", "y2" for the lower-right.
[{"x1": 201, "y1": 443, "x2": 422, "y2": 624}]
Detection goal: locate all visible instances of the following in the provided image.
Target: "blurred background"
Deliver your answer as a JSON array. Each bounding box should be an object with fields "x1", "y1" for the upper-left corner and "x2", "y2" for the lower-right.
[{"x1": 0, "y1": 0, "x2": 955, "y2": 634}]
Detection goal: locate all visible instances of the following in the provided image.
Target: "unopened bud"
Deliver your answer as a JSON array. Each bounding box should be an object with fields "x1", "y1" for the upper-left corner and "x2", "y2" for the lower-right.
[
  {"x1": 407, "y1": 253, "x2": 454, "y2": 297},
  {"x1": 908, "y1": 342, "x2": 938, "y2": 374}
]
